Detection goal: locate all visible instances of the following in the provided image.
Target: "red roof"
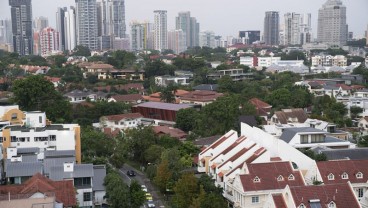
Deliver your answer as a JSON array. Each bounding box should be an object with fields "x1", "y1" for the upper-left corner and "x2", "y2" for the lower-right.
[
  {"x1": 317, "y1": 160, "x2": 368, "y2": 184},
  {"x1": 180, "y1": 90, "x2": 224, "y2": 102},
  {"x1": 0, "y1": 173, "x2": 76, "y2": 207},
  {"x1": 249, "y1": 98, "x2": 272, "y2": 116},
  {"x1": 103, "y1": 128, "x2": 121, "y2": 137},
  {"x1": 95, "y1": 83, "x2": 144, "y2": 93},
  {"x1": 200, "y1": 132, "x2": 236, "y2": 155},
  {"x1": 239, "y1": 161, "x2": 305, "y2": 192},
  {"x1": 153, "y1": 126, "x2": 187, "y2": 139},
  {"x1": 335, "y1": 84, "x2": 353, "y2": 90},
  {"x1": 272, "y1": 194, "x2": 287, "y2": 208},
  {"x1": 110, "y1": 94, "x2": 143, "y2": 102},
  {"x1": 86, "y1": 63, "x2": 114, "y2": 69},
  {"x1": 224, "y1": 145, "x2": 263, "y2": 177},
  {"x1": 104, "y1": 113, "x2": 143, "y2": 122},
  {"x1": 290, "y1": 183, "x2": 360, "y2": 208},
  {"x1": 210, "y1": 136, "x2": 247, "y2": 162}
]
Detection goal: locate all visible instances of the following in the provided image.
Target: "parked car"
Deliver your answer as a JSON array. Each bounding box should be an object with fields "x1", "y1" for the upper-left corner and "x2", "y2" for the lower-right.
[
  {"x1": 147, "y1": 200, "x2": 155, "y2": 208},
  {"x1": 127, "y1": 170, "x2": 136, "y2": 177},
  {"x1": 141, "y1": 185, "x2": 148, "y2": 192},
  {"x1": 146, "y1": 193, "x2": 153, "y2": 201}
]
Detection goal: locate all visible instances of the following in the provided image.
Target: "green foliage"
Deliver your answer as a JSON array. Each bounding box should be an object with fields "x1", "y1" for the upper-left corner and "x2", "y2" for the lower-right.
[
  {"x1": 173, "y1": 57, "x2": 207, "y2": 71},
  {"x1": 185, "y1": 47, "x2": 227, "y2": 62},
  {"x1": 162, "y1": 49, "x2": 175, "y2": 55},
  {"x1": 172, "y1": 173, "x2": 198, "y2": 208},
  {"x1": 350, "y1": 106, "x2": 363, "y2": 118},
  {"x1": 47, "y1": 64, "x2": 83, "y2": 83},
  {"x1": 72, "y1": 45, "x2": 91, "y2": 57},
  {"x1": 144, "y1": 145, "x2": 165, "y2": 164},
  {"x1": 175, "y1": 108, "x2": 199, "y2": 132},
  {"x1": 144, "y1": 60, "x2": 177, "y2": 77},
  {"x1": 347, "y1": 38, "x2": 366, "y2": 48},
  {"x1": 154, "y1": 159, "x2": 173, "y2": 193},
  {"x1": 358, "y1": 135, "x2": 368, "y2": 147},
  {"x1": 160, "y1": 84, "x2": 178, "y2": 103},
  {"x1": 125, "y1": 127, "x2": 158, "y2": 164},
  {"x1": 301, "y1": 149, "x2": 327, "y2": 161},
  {"x1": 11, "y1": 75, "x2": 72, "y2": 122},
  {"x1": 129, "y1": 180, "x2": 146, "y2": 208},
  {"x1": 266, "y1": 88, "x2": 292, "y2": 109},
  {"x1": 47, "y1": 55, "x2": 66, "y2": 68},
  {"x1": 107, "y1": 50, "x2": 136, "y2": 69},
  {"x1": 281, "y1": 51, "x2": 309, "y2": 65}
]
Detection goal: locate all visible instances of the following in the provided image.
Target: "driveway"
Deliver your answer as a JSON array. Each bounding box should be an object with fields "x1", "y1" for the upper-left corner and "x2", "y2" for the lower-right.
[{"x1": 119, "y1": 163, "x2": 165, "y2": 208}]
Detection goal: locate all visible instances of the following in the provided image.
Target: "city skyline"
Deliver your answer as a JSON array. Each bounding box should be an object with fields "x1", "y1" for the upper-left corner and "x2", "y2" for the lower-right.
[{"x1": 0, "y1": 0, "x2": 367, "y2": 38}]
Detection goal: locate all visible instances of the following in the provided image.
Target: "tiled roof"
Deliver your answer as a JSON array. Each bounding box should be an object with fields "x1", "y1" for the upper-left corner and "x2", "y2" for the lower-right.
[
  {"x1": 249, "y1": 98, "x2": 272, "y2": 109},
  {"x1": 86, "y1": 63, "x2": 114, "y2": 69},
  {"x1": 94, "y1": 83, "x2": 144, "y2": 93},
  {"x1": 153, "y1": 126, "x2": 187, "y2": 139},
  {"x1": 239, "y1": 161, "x2": 305, "y2": 192},
  {"x1": 317, "y1": 160, "x2": 368, "y2": 184},
  {"x1": 200, "y1": 132, "x2": 236, "y2": 155},
  {"x1": 0, "y1": 173, "x2": 77, "y2": 207},
  {"x1": 290, "y1": 183, "x2": 360, "y2": 208},
  {"x1": 210, "y1": 136, "x2": 247, "y2": 162},
  {"x1": 315, "y1": 148, "x2": 368, "y2": 160},
  {"x1": 180, "y1": 90, "x2": 223, "y2": 102},
  {"x1": 93, "y1": 165, "x2": 106, "y2": 191},
  {"x1": 133, "y1": 102, "x2": 193, "y2": 111},
  {"x1": 103, "y1": 128, "x2": 121, "y2": 137},
  {"x1": 110, "y1": 94, "x2": 143, "y2": 102},
  {"x1": 193, "y1": 135, "x2": 222, "y2": 147},
  {"x1": 217, "y1": 147, "x2": 250, "y2": 169},
  {"x1": 104, "y1": 113, "x2": 143, "y2": 122},
  {"x1": 272, "y1": 194, "x2": 287, "y2": 208},
  {"x1": 279, "y1": 127, "x2": 326, "y2": 143},
  {"x1": 274, "y1": 108, "x2": 308, "y2": 124}
]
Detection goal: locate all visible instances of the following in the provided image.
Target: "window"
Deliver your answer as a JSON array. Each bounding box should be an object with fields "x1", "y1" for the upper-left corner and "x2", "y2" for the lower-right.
[
  {"x1": 356, "y1": 172, "x2": 363, "y2": 179},
  {"x1": 288, "y1": 174, "x2": 295, "y2": 180},
  {"x1": 311, "y1": 134, "x2": 325, "y2": 143},
  {"x1": 253, "y1": 176, "x2": 260, "y2": 183},
  {"x1": 11, "y1": 136, "x2": 17, "y2": 142},
  {"x1": 83, "y1": 192, "x2": 92, "y2": 202},
  {"x1": 300, "y1": 135, "x2": 308, "y2": 144},
  {"x1": 328, "y1": 201, "x2": 336, "y2": 208},
  {"x1": 358, "y1": 188, "x2": 364, "y2": 198},
  {"x1": 328, "y1": 173, "x2": 334, "y2": 180},
  {"x1": 49, "y1": 135, "x2": 56, "y2": 141},
  {"x1": 0, "y1": 137, "x2": 3, "y2": 143},
  {"x1": 74, "y1": 177, "x2": 91, "y2": 187},
  {"x1": 11, "y1": 113, "x2": 17, "y2": 120},
  {"x1": 251, "y1": 196, "x2": 259, "y2": 204},
  {"x1": 299, "y1": 204, "x2": 305, "y2": 208},
  {"x1": 277, "y1": 175, "x2": 284, "y2": 181},
  {"x1": 39, "y1": 116, "x2": 42, "y2": 123},
  {"x1": 342, "y1": 172, "x2": 348, "y2": 179}
]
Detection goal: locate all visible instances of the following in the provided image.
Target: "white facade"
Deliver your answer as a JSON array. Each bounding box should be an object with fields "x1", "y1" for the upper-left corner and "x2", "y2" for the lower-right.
[
  {"x1": 258, "y1": 57, "x2": 281, "y2": 67},
  {"x1": 200, "y1": 31, "x2": 216, "y2": 48},
  {"x1": 40, "y1": 27, "x2": 60, "y2": 56},
  {"x1": 311, "y1": 55, "x2": 347, "y2": 67},
  {"x1": 155, "y1": 76, "x2": 190, "y2": 87},
  {"x1": 64, "y1": 7, "x2": 77, "y2": 51},
  {"x1": 96, "y1": 115, "x2": 143, "y2": 131},
  {"x1": 284, "y1": 13, "x2": 301, "y2": 45},
  {"x1": 153, "y1": 10, "x2": 168, "y2": 51},
  {"x1": 317, "y1": 0, "x2": 348, "y2": 46},
  {"x1": 240, "y1": 56, "x2": 255, "y2": 67},
  {"x1": 130, "y1": 22, "x2": 145, "y2": 51},
  {"x1": 75, "y1": 0, "x2": 98, "y2": 50}
]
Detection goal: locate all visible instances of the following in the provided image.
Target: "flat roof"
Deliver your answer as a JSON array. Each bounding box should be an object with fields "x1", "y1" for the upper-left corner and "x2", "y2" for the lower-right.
[{"x1": 133, "y1": 102, "x2": 193, "y2": 111}]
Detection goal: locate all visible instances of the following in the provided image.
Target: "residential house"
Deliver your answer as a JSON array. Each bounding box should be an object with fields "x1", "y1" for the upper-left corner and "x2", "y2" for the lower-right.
[
  {"x1": 110, "y1": 69, "x2": 145, "y2": 81},
  {"x1": 0, "y1": 173, "x2": 77, "y2": 207},
  {"x1": 153, "y1": 126, "x2": 187, "y2": 140},
  {"x1": 84, "y1": 63, "x2": 114, "y2": 75},
  {"x1": 155, "y1": 75, "x2": 190, "y2": 87},
  {"x1": 323, "y1": 84, "x2": 352, "y2": 98},
  {"x1": 44, "y1": 76, "x2": 61, "y2": 88},
  {"x1": 193, "y1": 84, "x2": 219, "y2": 91},
  {"x1": 249, "y1": 98, "x2": 272, "y2": 119},
  {"x1": 174, "y1": 70, "x2": 194, "y2": 78},
  {"x1": 94, "y1": 83, "x2": 145, "y2": 94},
  {"x1": 207, "y1": 69, "x2": 253, "y2": 81},
  {"x1": 278, "y1": 127, "x2": 353, "y2": 149},
  {"x1": 358, "y1": 117, "x2": 368, "y2": 131},
  {"x1": 108, "y1": 94, "x2": 144, "y2": 104},
  {"x1": 142, "y1": 90, "x2": 190, "y2": 103},
  {"x1": 348, "y1": 91, "x2": 368, "y2": 117},
  {"x1": 264, "y1": 183, "x2": 361, "y2": 208},
  {"x1": 64, "y1": 89, "x2": 108, "y2": 103},
  {"x1": 270, "y1": 108, "x2": 308, "y2": 125},
  {"x1": 311, "y1": 146, "x2": 368, "y2": 161},
  {"x1": 94, "y1": 113, "x2": 144, "y2": 132},
  {"x1": 179, "y1": 90, "x2": 224, "y2": 106},
  {"x1": 20, "y1": 65, "x2": 50, "y2": 75}
]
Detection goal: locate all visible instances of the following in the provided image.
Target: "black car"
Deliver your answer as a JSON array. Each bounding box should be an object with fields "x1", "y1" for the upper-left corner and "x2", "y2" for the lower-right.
[{"x1": 127, "y1": 170, "x2": 136, "y2": 177}]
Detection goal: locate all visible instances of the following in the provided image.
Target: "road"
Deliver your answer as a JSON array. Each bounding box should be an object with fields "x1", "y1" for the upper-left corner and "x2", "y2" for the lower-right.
[{"x1": 119, "y1": 163, "x2": 165, "y2": 208}]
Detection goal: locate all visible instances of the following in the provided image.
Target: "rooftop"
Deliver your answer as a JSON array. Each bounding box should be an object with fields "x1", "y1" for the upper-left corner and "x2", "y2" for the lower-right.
[
  {"x1": 279, "y1": 127, "x2": 326, "y2": 143},
  {"x1": 133, "y1": 102, "x2": 193, "y2": 111}
]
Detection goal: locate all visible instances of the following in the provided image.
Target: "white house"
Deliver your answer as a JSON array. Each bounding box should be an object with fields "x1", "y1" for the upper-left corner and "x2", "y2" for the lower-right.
[
  {"x1": 155, "y1": 75, "x2": 190, "y2": 87},
  {"x1": 94, "y1": 113, "x2": 144, "y2": 132}
]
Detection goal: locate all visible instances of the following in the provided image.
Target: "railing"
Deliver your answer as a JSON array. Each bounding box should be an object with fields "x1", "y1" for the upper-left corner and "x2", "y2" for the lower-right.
[{"x1": 0, "y1": 192, "x2": 55, "y2": 201}]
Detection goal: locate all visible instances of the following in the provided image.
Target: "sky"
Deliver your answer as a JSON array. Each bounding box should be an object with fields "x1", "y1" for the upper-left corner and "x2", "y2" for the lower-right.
[{"x1": 0, "y1": 0, "x2": 367, "y2": 38}]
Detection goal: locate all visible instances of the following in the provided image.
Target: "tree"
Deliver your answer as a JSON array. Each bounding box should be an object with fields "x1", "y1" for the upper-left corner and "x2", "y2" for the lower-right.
[
  {"x1": 350, "y1": 106, "x2": 363, "y2": 118},
  {"x1": 176, "y1": 108, "x2": 200, "y2": 132},
  {"x1": 358, "y1": 135, "x2": 368, "y2": 147},
  {"x1": 160, "y1": 84, "x2": 177, "y2": 103},
  {"x1": 107, "y1": 50, "x2": 136, "y2": 68},
  {"x1": 154, "y1": 159, "x2": 172, "y2": 193},
  {"x1": 266, "y1": 88, "x2": 292, "y2": 109},
  {"x1": 218, "y1": 75, "x2": 234, "y2": 93},
  {"x1": 125, "y1": 127, "x2": 158, "y2": 164},
  {"x1": 129, "y1": 180, "x2": 146, "y2": 208},
  {"x1": 72, "y1": 45, "x2": 91, "y2": 57},
  {"x1": 172, "y1": 173, "x2": 198, "y2": 208},
  {"x1": 104, "y1": 171, "x2": 130, "y2": 208},
  {"x1": 11, "y1": 75, "x2": 72, "y2": 122},
  {"x1": 144, "y1": 145, "x2": 164, "y2": 164}
]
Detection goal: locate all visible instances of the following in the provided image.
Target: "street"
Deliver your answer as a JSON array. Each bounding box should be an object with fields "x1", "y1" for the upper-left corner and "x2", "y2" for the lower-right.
[{"x1": 119, "y1": 163, "x2": 165, "y2": 208}]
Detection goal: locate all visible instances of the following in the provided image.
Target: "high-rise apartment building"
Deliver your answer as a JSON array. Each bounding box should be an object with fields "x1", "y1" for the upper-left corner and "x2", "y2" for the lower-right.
[
  {"x1": 366, "y1": 24, "x2": 368, "y2": 46},
  {"x1": 175, "y1": 11, "x2": 200, "y2": 48},
  {"x1": 56, "y1": 7, "x2": 67, "y2": 51},
  {"x1": 75, "y1": 0, "x2": 98, "y2": 50},
  {"x1": 33, "y1": 16, "x2": 49, "y2": 32},
  {"x1": 239, "y1": 31, "x2": 261, "y2": 45},
  {"x1": 284, "y1": 13, "x2": 301, "y2": 45},
  {"x1": 200, "y1": 31, "x2": 216, "y2": 48},
  {"x1": 317, "y1": 0, "x2": 347, "y2": 46},
  {"x1": 300, "y1": 13, "x2": 312, "y2": 45},
  {"x1": 9, "y1": 0, "x2": 33, "y2": 56},
  {"x1": 64, "y1": 7, "x2": 77, "y2": 51},
  {"x1": 40, "y1": 27, "x2": 60, "y2": 56},
  {"x1": 0, "y1": 19, "x2": 12, "y2": 45},
  {"x1": 153, "y1": 10, "x2": 168, "y2": 51},
  {"x1": 263, "y1": 11, "x2": 279, "y2": 46},
  {"x1": 168, "y1": 29, "x2": 186, "y2": 54},
  {"x1": 130, "y1": 21, "x2": 153, "y2": 51},
  {"x1": 97, "y1": 0, "x2": 126, "y2": 38}
]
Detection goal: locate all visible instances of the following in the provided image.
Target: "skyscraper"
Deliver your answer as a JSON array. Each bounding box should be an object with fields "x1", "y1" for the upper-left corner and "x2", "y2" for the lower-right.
[
  {"x1": 75, "y1": 0, "x2": 98, "y2": 50},
  {"x1": 40, "y1": 27, "x2": 60, "y2": 56},
  {"x1": 64, "y1": 7, "x2": 77, "y2": 51},
  {"x1": 56, "y1": 7, "x2": 67, "y2": 51},
  {"x1": 300, "y1": 13, "x2": 312, "y2": 45},
  {"x1": 33, "y1": 16, "x2": 49, "y2": 32},
  {"x1": 284, "y1": 13, "x2": 301, "y2": 45},
  {"x1": 176, "y1": 11, "x2": 200, "y2": 48},
  {"x1": 168, "y1": 29, "x2": 186, "y2": 54},
  {"x1": 153, "y1": 10, "x2": 168, "y2": 51},
  {"x1": 0, "y1": 19, "x2": 12, "y2": 45},
  {"x1": 238, "y1": 31, "x2": 261, "y2": 45},
  {"x1": 317, "y1": 0, "x2": 347, "y2": 47},
  {"x1": 200, "y1": 31, "x2": 216, "y2": 48},
  {"x1": 9, "y1": 0, "x2": 33, "y2": 55},
  {"x1": 97, "y1": 0, "x2": 126, "y2": 38},
  {"x1": 263, "y1": 11, "x2": 279, "y2": 46}
]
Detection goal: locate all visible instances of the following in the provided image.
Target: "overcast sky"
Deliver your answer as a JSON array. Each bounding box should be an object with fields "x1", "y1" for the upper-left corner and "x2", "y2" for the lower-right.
[{"x1": 0, "y1": 0, "x2": 367, "y2": 38}]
